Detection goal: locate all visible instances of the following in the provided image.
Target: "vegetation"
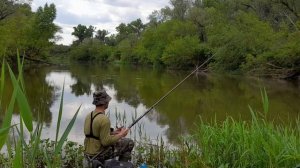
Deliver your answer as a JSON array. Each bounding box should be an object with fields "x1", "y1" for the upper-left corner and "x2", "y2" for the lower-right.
[
  {"x1": 0, "y1": 55, "x2": 81, "y2": 167},
  {"x1": 133, "y1": 109, "x2": 300, "y2": 168},
  {"x1": 1, "y1": 0, "x2": 299, "y2": 78},
  {"x1": 112, "y1": 89, "x2": 300, "y2": 168},
  {"x1": 63, "y1": 0, "x2": 300, "y2": 78},
  {"x1": 0, "y1": 0, "x2": 299, "y2": 167},
  {"x1": 0, "y1": 0, "x2": 60, "y2": 61}
]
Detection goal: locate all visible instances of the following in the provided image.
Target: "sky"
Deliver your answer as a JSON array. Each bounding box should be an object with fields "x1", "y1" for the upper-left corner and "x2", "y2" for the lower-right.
[{"x1": 31, "y1": 0, "x2": 170, "y2": 45}]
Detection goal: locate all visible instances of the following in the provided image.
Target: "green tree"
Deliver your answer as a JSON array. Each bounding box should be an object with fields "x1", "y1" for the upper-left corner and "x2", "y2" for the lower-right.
[
  {"x1": 128, "y1": 19, "x2": 145, "y2": 37},
  {"x1": 169, "y1": 0, "x2": 192, "y2": 20},
  {"x1": 70, "y1": 39, "x2": 112, "y2": 62},
  {"x1": 72, "y1": 24, "x2": 95, "y2": 44},
  {"x1": 0, "y1": 0, "x2": 17, "y2": 21},
  {"x1": 135, "y1": 20, "x2": 198, "y2": 65},
  {"x1": 0, "y1": 2, "x2": 59, "y2": 60},
  {"x1": 95, "y1": 29, "x2": 109, "y2": 43},
  {"x1": 25, "y1": 3, "x2": 60, "y2": 57},
  {"x1": 162, "y1": 36, "x2": 201, "y2": 67}
]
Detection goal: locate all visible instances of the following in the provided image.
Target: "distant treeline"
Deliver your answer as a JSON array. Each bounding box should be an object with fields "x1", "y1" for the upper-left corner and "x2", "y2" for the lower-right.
[
  {"x1": 62, "y1": 0, "x2": 300, "y2": 78},
  {"x1": 1, "y1": 0, "x2": 300, "y2": 78}
]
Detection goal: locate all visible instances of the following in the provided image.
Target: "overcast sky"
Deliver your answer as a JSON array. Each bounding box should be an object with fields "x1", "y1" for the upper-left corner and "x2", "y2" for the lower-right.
[{"x1": 31, "y1": 0, "x2": 170, "y2": 45}]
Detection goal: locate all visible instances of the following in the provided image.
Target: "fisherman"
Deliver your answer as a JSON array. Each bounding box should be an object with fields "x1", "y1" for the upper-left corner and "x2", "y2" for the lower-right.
[{"x1": 84, "y1": 90, "x2": 134, "y2": 163}]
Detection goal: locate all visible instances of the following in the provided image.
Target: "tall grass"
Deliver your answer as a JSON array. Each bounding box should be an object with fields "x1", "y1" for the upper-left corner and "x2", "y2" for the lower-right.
[
  {"x1": 0, "y1": 54, "x2": 82, "y2": 167},
  {"x1": 196, "y1": 93, "x2": 300, "y2": 167},
  {"x1": 132, "y1": 89, "x2": 300, "y2": 168}
]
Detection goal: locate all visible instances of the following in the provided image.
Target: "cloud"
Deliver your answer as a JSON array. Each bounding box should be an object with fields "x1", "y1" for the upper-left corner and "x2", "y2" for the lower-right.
[
  {"x1": 32, "y1": 0, "x2": 170, "y2": 45},
  {"x1": 56, "y1": 10, "x2": 113, "y2": 25}
]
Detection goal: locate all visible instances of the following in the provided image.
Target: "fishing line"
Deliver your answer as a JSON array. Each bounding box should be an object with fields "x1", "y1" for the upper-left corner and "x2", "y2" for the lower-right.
[{"x1": 128, "y1": 52, "x2": 217, "y2": 129}]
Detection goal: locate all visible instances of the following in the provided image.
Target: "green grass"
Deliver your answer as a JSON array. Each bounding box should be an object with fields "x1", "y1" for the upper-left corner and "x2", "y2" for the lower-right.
[{"x1": 132, "y1": 90, "x2": 300, "y2": 168}]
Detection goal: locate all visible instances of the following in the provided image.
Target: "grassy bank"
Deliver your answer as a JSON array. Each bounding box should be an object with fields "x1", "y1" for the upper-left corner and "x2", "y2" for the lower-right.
[{"x1": 133, "y1": 109, "x2": 300, "y2": 168}]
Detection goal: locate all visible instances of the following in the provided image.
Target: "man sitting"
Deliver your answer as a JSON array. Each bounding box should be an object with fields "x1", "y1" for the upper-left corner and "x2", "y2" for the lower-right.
[{"x1": 84, "y1": 90, "x2": 134, "y2": 164}]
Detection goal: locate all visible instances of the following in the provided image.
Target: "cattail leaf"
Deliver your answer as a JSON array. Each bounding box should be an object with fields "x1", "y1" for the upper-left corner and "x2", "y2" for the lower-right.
[
  {"x1": 54, "y1": 105, "x2": 81, "y2": 155},
  {"x1": 55, "y1": 79, "x2": 65, "y2": 146},
  {"x1": 12, "y1": 140, "x2": 22, "y2": 168},
  {"x1": 0, "y1": 59, "x2": 5, "y2": 99},
  {"x1": 7, "y1": 64, "x2": 33, "y2": 132},
  {"x1": 0, "y1": 88, "x2": 17, "y2": 149}
]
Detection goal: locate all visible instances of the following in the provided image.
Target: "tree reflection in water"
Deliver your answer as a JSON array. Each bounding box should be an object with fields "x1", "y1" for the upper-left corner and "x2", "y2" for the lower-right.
[{"x1": 1, "y1": 63, "x2": 299, "y2": 145}]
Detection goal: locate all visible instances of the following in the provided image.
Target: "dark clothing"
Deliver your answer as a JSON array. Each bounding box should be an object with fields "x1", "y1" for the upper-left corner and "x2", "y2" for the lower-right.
[{"x1": 85, "y1": 138, "x2": 134, "y2": 163}]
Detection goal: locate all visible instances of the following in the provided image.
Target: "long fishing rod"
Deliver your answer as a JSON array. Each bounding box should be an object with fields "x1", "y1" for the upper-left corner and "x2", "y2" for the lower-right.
[{"x1": 128, "y1": 52, "x2": 217, "y2": 129}]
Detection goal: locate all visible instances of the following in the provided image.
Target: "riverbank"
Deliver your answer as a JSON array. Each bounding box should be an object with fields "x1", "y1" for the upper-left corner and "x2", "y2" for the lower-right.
[{"x1": 1, "y1": 110, "x2": 298, "y2": 167}]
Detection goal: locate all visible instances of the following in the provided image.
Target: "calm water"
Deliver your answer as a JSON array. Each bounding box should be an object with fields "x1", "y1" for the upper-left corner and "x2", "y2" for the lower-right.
[{"x1": 1, "y1": 63, "x2": 300, "y2": 144}]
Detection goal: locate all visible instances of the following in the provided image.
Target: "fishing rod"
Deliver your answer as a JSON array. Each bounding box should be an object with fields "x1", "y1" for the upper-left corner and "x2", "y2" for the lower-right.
[{"x1": 128, "y1": 52, "x2": 217, "y2": 129}]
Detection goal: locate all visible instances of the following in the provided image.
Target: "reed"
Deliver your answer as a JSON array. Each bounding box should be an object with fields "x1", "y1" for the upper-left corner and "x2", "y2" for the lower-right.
[
  {"x1": 130, "y1": 89, "x2": 300, "y2": 168},
  {"x1": 0, "y1": 53, "x2": 82, "y2": 167}
]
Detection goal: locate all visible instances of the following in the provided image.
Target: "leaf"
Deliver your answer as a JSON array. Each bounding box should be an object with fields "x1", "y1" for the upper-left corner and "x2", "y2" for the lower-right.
[
  {"x1": 0, "y1": 124, "x2": 18, "y2": 135},
  {"x1": 55, "y1": 79, "x2": 65, "y2": 146},
  {"x1": 54, "y1": 105, "x2": 81, "y2": 155},
  {"x1": 7, "y1": 63, "x2": 33, "y2": 132},
  {"x1": 0, "y1": 59, "x2": 5, "y2": 99},
  {"x1": 17, "y1": 51, "x2": 25, "y2": 91},
  {"x1": 263, "y1": 88, "x2": 269, "y2": 115},
  {"x1": 43, "y1": 149, "x2": 52, "y2": 168},
  {"x1": 12, "y1": 139, "x2": 22, "y2": 168},
  {"x1": 12, "y1": 123, "x2": 28, "y2": 149},
  {"x1": 31, "y1": 121, "x2": 43, "y2": 166},
  {"x1": 0, "y1": 88, "x2": 17, "y2": 149}
]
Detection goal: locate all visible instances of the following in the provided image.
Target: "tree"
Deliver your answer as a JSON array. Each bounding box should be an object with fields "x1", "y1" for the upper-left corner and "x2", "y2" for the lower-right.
[
  {"x1": 116, "y1": 19, "x2": 145, "y2": 42},
  {"x1": 148, "y1": 10, "x2": 167, "y2": 27},
  {"x1": 70, "y1": 38, "x2": 112, "y2": 62},
  {"x1": 169, "y1": 0, "x2": 192, "y2": 20},
  {"x1": 25, "y1": 3, "x2": 60, "y2": 57},
  {"x1": 162, "y1": 36, "x2": 201, "y2": 67},
  {"x1": 0, "y1": 0, "x2": 17, "y2": 21},
  {"x1": 128, "y1": 19, "x2": 145, "y2": 37},
  {"x1": 134, "y1": 20, "x2": 198, "y2": 65},
  {"x1": 95, "y1": 29, "x2": 109, "y2": 43},
  {"x1": 72, "y1": 24, "x2": 95, "y2": 44},
  {"x1": 0, "y1": 2, "x2": 59, "y2": 59}
]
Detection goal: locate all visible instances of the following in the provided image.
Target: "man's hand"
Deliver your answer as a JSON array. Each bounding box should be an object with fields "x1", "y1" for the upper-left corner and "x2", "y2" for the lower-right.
[
  {"x1": 118, "y1": 128, "x2": 129, "y2": 137},
  {"x1": 111, "y1": 126, "x2": 124, "y2": 135}
]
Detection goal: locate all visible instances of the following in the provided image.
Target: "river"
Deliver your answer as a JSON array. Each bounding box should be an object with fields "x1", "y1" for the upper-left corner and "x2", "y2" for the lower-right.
[{"x1": 1, "y1": 63, "x2": 299, "y2": 145}]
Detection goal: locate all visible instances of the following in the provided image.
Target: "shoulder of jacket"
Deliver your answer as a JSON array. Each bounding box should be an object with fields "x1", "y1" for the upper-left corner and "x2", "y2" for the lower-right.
[{"x1": 95, "y1": 113, "x2": 109, "y2": 122}]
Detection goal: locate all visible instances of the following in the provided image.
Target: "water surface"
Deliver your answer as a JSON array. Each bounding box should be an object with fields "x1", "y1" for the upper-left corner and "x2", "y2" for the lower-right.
[{"x1": 1, "y1": 63, "x2": 299, "y2": 144}]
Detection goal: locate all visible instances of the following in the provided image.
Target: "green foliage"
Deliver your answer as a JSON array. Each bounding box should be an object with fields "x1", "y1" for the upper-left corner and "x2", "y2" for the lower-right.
[
  {"x1": 67, "y1": 0, "x2": 298, "y2": 76},
  {"x1": 70, "y1": 39, "x2": 113, "y2": 61},
  {"x1": 135, "y1": 20, "x2": 199, "y2": 65},
  {"x1": 0, "y1": 2, "x2": 59, "y2": 60},
  {"x1": 207, "y1": 10, "x2": 276, "y2": 71},
  {"x1": 116, "y1": 35, "x2": 139, "y2": 63},
  {"x1": 132, "y1": 90, "x2": 300, "y2": 168},
  {"x1": 25, "y1": 3, "x2": 60, "y2": 57},
  {"x1": 7, "y1": 64, "x2": 33, "y2": 131},
  {"x1": 95, "y1": 29, "x2": 109, "y2": 43},
  {"x1": 72, "y1": 24, "x2": 95, "y2": 44},
  {"x1": 162, "y1": 36, "x2": 201, "y2": 67},
  {"x1": 0, "y1": 55, "x2": 82, "y2": 167}
]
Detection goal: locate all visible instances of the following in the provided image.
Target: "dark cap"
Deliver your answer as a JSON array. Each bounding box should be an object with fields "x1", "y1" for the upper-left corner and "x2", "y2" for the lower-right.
[{"x1": 92, "y1": 90, "x2": 112, "y2": 106}]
